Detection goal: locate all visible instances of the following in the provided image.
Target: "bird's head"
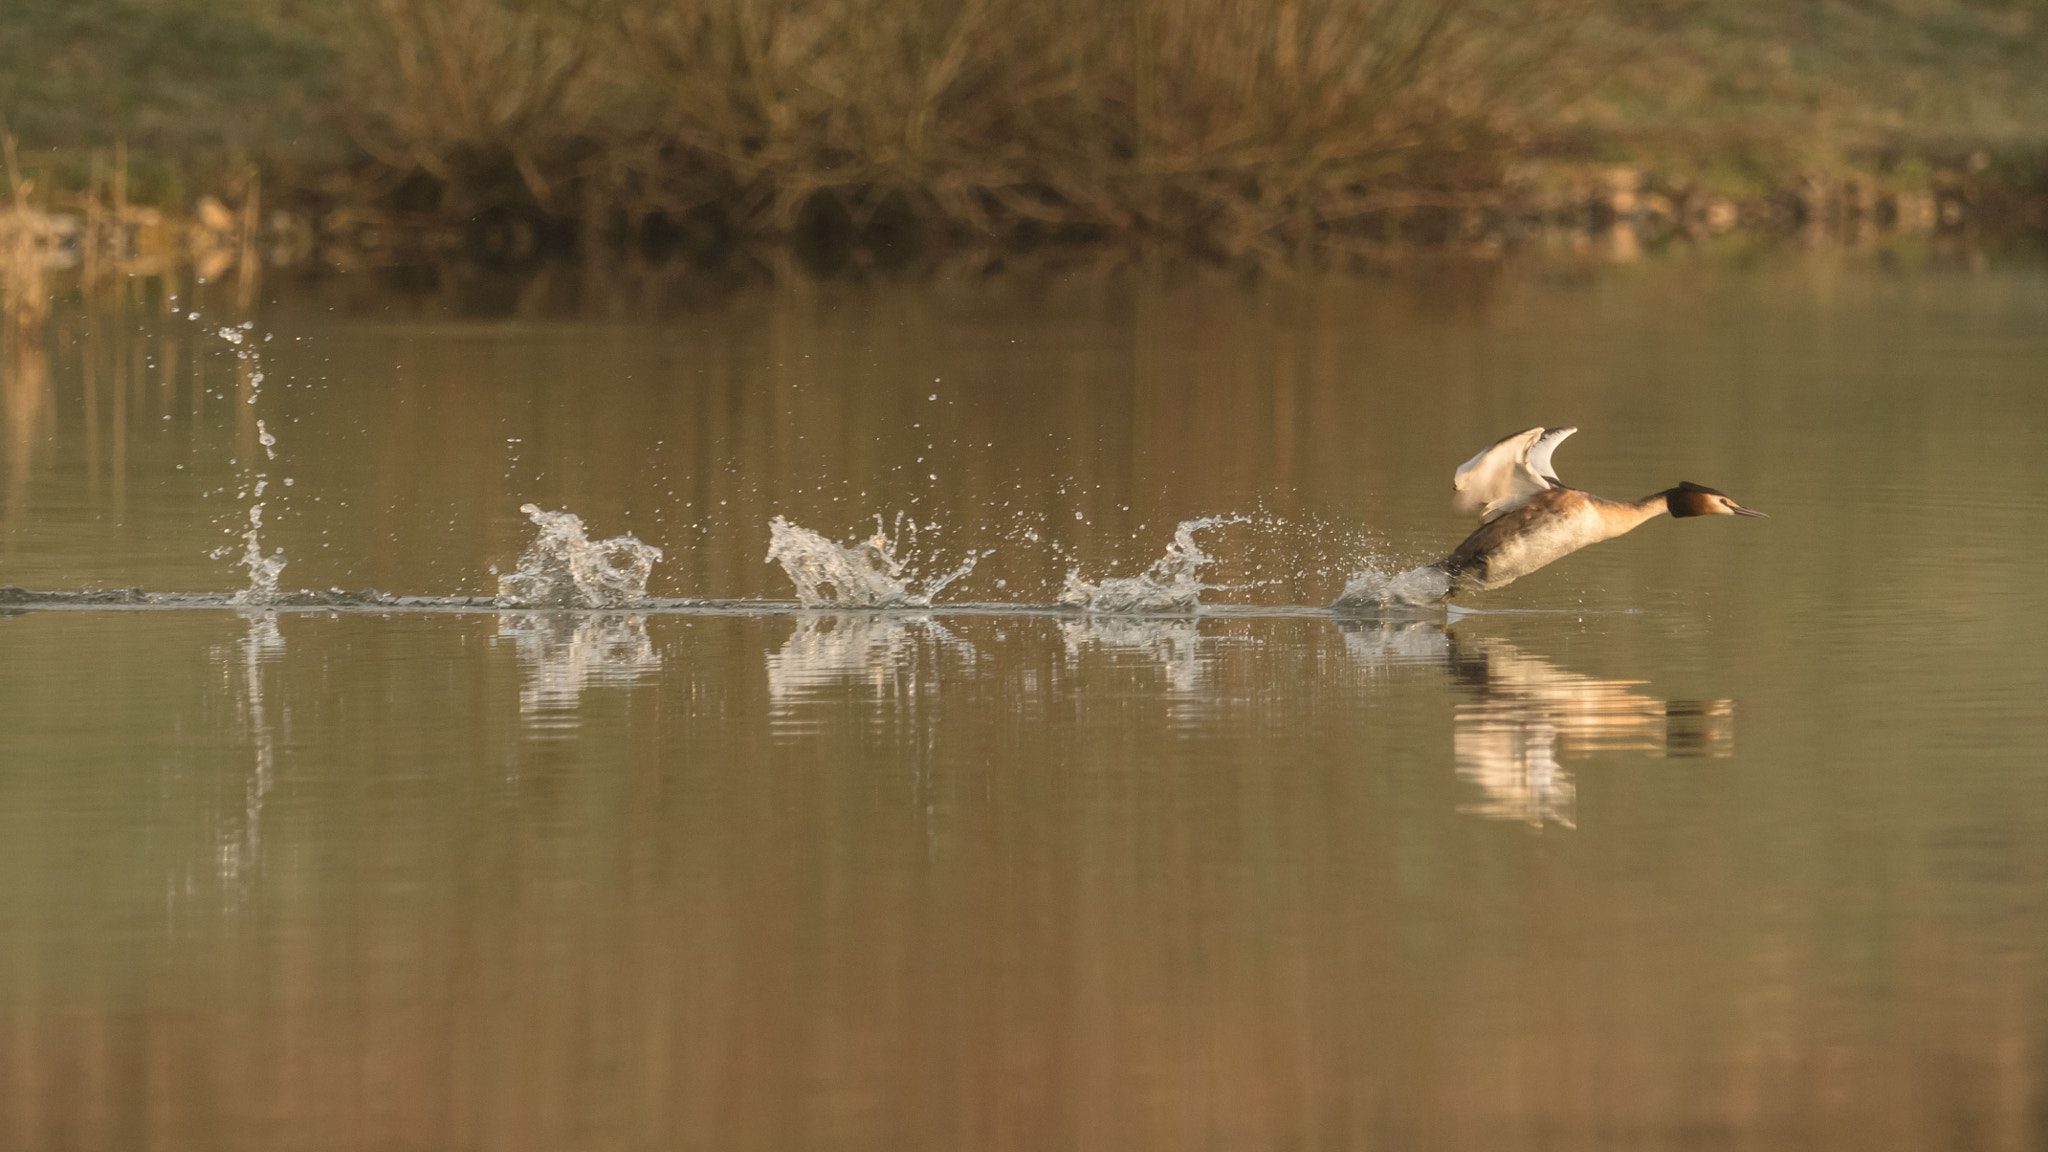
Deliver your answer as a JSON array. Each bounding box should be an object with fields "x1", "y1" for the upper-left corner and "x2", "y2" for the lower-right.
[{"x1": 1667, "y1": 481, "x2": 1766, "y2": 519}]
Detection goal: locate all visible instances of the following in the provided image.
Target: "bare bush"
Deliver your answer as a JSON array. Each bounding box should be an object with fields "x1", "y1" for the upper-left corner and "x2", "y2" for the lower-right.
[{"x1": 330, "y1": 0, "x2": 1590, "y2": 255}]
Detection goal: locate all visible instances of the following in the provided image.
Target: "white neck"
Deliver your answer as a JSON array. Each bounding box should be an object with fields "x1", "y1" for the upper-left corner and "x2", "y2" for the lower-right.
[{"x1": 1598, "y1": 493, "x2": 1670, "y2": 539}]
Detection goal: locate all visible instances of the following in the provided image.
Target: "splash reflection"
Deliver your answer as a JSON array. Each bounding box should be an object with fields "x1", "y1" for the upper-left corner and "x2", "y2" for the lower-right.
[
  {"x1": 1060, "y1": 615, "x2": 1208, "y2": 694},
  {"x1": 1337, "y1": 617, "x2": 1452, "y2": 673},
  {"x1": 217, "y1": 610, "x2": 285, "y2": 894},
  {"x1": 765, "y1": 614, "x2": 975, "y2": 737},
  {"x1": 498, "y1": 612, "x2": 662, "y2": 733}
]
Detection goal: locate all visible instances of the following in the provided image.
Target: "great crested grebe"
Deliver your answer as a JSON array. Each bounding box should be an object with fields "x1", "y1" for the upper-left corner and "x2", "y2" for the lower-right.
[{"x1": 1431, "y1": 426, "x2": 1764, "y2": 598}]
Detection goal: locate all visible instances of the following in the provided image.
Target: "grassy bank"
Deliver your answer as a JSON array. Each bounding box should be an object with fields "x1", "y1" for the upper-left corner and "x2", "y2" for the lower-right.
[{"x1": 2, "y1": 0, "x2": 2046, "y2": 270}]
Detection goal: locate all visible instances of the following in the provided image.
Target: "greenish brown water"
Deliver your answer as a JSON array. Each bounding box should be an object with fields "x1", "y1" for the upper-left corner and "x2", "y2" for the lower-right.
[{"x1": 4, "y1": 252, "x2": 2048, "y2": 1149}]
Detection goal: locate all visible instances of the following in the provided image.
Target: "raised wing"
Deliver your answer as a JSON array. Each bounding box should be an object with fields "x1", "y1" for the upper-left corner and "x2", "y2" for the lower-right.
[
  {"x1": 1526, "y1": 426, "x2": 1576, "y2": 482},
  {"x1": 1452, "y1": 426, "x2": 1576, "y2": 523}
]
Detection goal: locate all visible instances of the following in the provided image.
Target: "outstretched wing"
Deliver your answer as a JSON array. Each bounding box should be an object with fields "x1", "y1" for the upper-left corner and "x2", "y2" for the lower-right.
[{"x1": 1452, "y1": 426, "x2": 1576, "y2": 523}]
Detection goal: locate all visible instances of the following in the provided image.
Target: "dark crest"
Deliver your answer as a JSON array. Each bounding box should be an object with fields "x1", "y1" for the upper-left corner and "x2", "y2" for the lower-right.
[{"x1": 1668, "y1": 481, "x2": 1723, "y2": 517}]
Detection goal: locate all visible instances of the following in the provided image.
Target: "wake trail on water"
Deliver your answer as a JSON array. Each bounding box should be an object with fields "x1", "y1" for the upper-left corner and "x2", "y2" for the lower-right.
[
  {"x1": 22, "y1": 497, "x2": 1450, "y2": 619},
  {"x1": 103, "y1": 311, "x2": 1434, "y2": 618}
]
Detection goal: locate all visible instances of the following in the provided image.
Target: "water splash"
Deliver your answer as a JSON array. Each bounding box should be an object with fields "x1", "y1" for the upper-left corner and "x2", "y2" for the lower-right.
[
  {"x1": 205, "y1": 315, "x2": 292, "y2": 602},
  {"x1": 496, "y1": 505, "x2": 664, "y2": 608},
  {"x1": 229, "y1": 503, "x2": 288, "y2": 605},
  {"x1": 765, "y1": 515, "x2": 980, "y2": 608},
  {"x1": 1059, "y1": 516, "x2": 1240, "y2": 614},
  {"x1": 1330, "y1": 562, "x2": 1450, "y2": 611}
]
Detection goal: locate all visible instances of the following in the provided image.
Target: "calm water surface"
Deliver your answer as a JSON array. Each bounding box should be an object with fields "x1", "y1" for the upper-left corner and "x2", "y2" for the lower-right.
[{"x1": 4, "y1": 252, "x2": 2048, "y2": 1149}]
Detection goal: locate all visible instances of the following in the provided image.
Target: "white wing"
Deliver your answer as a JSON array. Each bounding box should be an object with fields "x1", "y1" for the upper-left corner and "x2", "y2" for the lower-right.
[
  {"x1": 1526, "y1": 426, "x2": 1576, "y2": 482},
  {"x1": 1452, "y1": 426, "x2": 1575, "y2": 523}
]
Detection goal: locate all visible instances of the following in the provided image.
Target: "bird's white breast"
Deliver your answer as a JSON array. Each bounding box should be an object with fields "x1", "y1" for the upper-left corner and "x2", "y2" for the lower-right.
[{"x1": 1468, "y1": 501, "x2": 1610, "y2": 590}]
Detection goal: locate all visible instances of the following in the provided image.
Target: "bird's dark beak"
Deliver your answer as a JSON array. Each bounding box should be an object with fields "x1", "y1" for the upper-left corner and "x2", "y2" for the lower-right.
[{"x1": 1731, "y1": 503, "x2": 1767, "y2": 518}]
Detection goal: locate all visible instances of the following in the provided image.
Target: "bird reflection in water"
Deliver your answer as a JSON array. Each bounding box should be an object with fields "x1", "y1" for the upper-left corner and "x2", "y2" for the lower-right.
[
  {"x1": 1343, "y1": 620, "x2": 1735, "y2": 828},
  {"x1": 496, "y1": 612, "x2": 662, "y2": 733},
  {"x1": 760, "y1": 610, "x2": 1731, "y2": 829}
]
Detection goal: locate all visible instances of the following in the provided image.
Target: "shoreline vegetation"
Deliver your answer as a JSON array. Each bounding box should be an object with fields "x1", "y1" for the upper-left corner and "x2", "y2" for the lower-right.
[{"x1": 1, "y1": 0, "x2": 2046, "y2": 299}]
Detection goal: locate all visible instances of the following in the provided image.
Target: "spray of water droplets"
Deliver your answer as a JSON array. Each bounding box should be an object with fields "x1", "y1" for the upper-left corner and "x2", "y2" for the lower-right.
[
  {"x1": 1330, "y1": 563, "x2": 1451, "y2": 610},
  {"x1": 496, "y1": 505, "x2": 665, "y2": 608},
  {"x1": 196, "y1": 319, "x2": 291, "y2": 605},
  {"x1": 1058, "y1": 516, "x2": 1244, "y2": 613},
  {"x1": 766, "y1": 514, "x2": 983, "y2": 608}
]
